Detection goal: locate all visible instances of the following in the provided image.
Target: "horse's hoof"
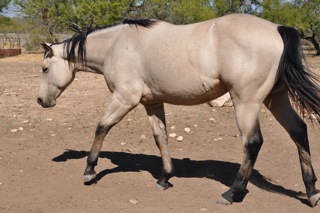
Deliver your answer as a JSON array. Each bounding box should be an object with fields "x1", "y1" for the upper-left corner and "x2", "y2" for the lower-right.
[
  {"x1": 155, "y1": 183, "x2": 167, "y2": 191},
  {"x1": 155, "y1": 180, "x2": 172, "y2": 190},
  {"x1": 217, "y1": 196, "x2": 232, "y2": 205},
  {"x1": 83, "y1": 171, "x2": 96, "y2": 183},
  {"x1": 309, "y1": 193, "x2": 320, "y2": 207}
]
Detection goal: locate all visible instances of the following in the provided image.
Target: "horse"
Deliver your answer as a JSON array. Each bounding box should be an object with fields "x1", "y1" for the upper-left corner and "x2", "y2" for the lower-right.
[{"x1": 37, "y1": 13, "x2": 320, "y2": 207}]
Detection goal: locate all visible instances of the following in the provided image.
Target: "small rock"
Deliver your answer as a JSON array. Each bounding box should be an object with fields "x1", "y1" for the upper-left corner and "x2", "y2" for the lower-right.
[
  {"x1": 184, "y1": 127, "x2": 191, "y2": 133},
  {"x1": 169, "y1": 133, "x2": 177, "y2": 138},
  {"x1": 201, "y1": 208, "x2": 207, "y2": 211},
  {"x1": 120, "y1": 142, "x2": 126, "y2": 146},
  {"x1": 232, "y1": 133, "x2": 240, "y2": 138},
  {"x1": 18, "y1": 127, "x2": 24, "y2": 131},
  {"x1": 177, "y1": 136, "x2": 183, "y2": 142},
  {"x1": 46, "y1": 118, "x2": 52, "y2": 121},
  {"x1": 129, "y1": 199, "x2": 138, "y2": 204},
  {"x1": 214, "y1": 137, "x2": 222, "y2": 141},
  {"x1": 11, "y1": 129, "x2": 18, "y2": 133},
  {"x1": 140, "y1": 135, "x2": 146, "y2": 140},
  {"x1": 170, "y1": 126, "x2": 175, "y2": 130},
  {"x1": 127, "y1": 118, "x2": 133, "y2": 122},
  {"x1": 23, "y1": 120, "x2": 29, "y2": 124},
  {"x1": 209, "y1": 118, "x2": 216, "y2": 122},
  {"x1": 51, "y1": 134, "x2": 56, "y2": 137}
]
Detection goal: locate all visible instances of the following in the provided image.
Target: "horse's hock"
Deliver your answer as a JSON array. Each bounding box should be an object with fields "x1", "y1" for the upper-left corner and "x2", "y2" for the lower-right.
[{"x1": 0, "y1": 37, "x2": 22, "y2": 58}]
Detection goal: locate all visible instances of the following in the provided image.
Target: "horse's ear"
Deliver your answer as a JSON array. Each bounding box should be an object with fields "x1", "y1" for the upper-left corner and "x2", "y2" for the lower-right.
[{"x1": 41, "y1": 43, "x2": 53, "y2": 54}]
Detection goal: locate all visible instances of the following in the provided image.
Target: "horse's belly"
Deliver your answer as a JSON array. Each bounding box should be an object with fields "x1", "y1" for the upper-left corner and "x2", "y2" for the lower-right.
[{"x1": 141, "y1": 76, "x2": 227, "y2": 105}]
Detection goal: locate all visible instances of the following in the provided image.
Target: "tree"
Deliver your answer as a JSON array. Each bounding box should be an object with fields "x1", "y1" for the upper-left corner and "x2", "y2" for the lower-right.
[
  {"x1": 171, "y1": 0, "x2": 215, "y2": 24},
  {"x1": 294, "y1": 0, "x2": 320, "y2": 55},
  {"x1": 0, "y1": 0, "x2": 11, "y2": 13},
  {"x1": 211, "y1": 0, "x2": 260, "y2": 16},
  {"x1": 125, "y1": 0, "x2": 216, "y2": 24},
  {"x1": 258, "y1": 0, "x2": 320, "y2": 55},
  {"x1": 14, "y1": 0, "x2": 132, "y2": 36}
]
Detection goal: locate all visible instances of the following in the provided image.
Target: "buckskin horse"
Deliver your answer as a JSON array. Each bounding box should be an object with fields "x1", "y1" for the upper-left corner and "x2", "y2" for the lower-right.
[{"x1": 37, "y1": 14, "x2": 320, "y2": 206}]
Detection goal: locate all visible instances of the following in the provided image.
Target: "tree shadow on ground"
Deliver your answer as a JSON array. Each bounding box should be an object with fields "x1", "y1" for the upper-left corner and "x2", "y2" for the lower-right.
[{"x1": 52, "y1": 150, "x2": 309, "y2": 206}]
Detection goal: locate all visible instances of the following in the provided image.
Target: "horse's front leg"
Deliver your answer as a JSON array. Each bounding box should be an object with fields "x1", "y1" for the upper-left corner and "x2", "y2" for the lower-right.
[
  {"x1": 144, "y1": 103, "x2": 175, "y2": 189},
  {"x1": 83, "y1": 93, "x2": 137, "y2": 183},
  {"x1": 218, "y1": 101, "x2": 263, "y2": 205}
]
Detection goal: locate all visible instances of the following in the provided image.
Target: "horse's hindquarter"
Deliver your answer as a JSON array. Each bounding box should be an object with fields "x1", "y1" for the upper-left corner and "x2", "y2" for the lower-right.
[{"x1": 212, "y1": 14, "x2": 284, "y2": 103}]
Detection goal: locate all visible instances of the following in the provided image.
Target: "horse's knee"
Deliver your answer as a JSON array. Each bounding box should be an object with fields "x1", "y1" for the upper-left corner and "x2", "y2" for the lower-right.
[{"x1": 244, "y1": 130, "x2": 263, "y2": 160}]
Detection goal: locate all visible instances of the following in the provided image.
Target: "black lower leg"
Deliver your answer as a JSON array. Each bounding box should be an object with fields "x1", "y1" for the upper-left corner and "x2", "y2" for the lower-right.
[
  {"x1": 222, "y1": 130, "x2": 263, "y2": 203},
  {"x1": 291, "y1": 123, "x2": 318, "y2": 199},
  {"x1": 83, "y1": 124, "x2": 109, "y2": 182},
  {"x1": 157, "y1": 167, "x2": 175, "y2": 189}
]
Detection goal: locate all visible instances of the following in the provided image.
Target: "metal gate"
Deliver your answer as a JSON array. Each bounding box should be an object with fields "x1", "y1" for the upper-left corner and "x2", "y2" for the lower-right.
[{"x1": 0, "y1": 37, "x2": 22, "y2": 58}]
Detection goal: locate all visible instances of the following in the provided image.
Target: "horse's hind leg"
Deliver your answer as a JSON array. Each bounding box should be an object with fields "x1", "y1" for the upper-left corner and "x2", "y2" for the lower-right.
[
  {"x1": 218, "y1": 101, "x2": 263, "y2": 205},
  {"x1": 144, "y1": 103, "x2": 174, "y2": 189},
  {"x1": 264, "y1": 89, "x2": 320, "y2": 207},
  {"x1": 83, "y1": 94, "x2": 137, "y2": 183}
]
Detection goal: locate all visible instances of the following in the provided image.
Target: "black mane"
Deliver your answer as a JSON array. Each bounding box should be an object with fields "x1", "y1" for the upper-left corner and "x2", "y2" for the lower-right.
[
  {"x1": 63, "y1": 19, "x2": 158, "y2": 66},
  {"x1": 122, "y1": 19, "x2": 158, "y2": 28}
]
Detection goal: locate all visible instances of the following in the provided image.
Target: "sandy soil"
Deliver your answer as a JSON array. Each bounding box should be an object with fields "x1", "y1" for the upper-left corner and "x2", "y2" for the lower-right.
[{"x1": 1, "y1": 54, "x2": 320, "y2": 213}]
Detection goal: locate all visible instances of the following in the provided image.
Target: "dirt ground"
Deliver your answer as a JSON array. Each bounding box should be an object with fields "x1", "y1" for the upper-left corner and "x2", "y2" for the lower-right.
[{"x1": 1, "y1": 54, "x2": 320, "y2": 213}]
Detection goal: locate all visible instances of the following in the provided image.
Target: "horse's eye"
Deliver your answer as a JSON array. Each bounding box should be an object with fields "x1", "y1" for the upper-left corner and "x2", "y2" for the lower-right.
[{"x1": 42, "y1": 67, "x2": 48, "y2": 73}]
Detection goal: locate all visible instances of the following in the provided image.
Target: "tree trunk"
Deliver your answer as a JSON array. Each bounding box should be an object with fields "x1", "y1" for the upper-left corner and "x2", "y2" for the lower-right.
[{"x1": 301, "y1": 29, "x2": 320, "y2": 56}]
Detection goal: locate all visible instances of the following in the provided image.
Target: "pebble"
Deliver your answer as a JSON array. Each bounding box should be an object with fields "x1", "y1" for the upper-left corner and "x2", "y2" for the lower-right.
[
  {"x1": 18, "y1": 127, "x2": 24, "y2": 131},
  {"x1": 46, "y1": 118, "x2": 52, "y2": 121},
  {"x1": 120, "y1": 142, "x2": 126, "y2": 146},
  {"x1": 129, "y1": 199, "x2": 138, "y2": 204},
  {"x1": 169, "y1": 133, "x2": 177, "y2": 138},
  {"x1": 10, "y1": 129, "x2": 18, "y2": 133},
  {"x1": 177, "y1": 136, "x2": 183, "y2": 142},
  {"x1": 51, "y1": 134, "x2": 56, "y2": 137},
  {"x1": 184, "y1": 127, "x2": 191, "y2": 133},
  {"x1": 140, "y1": 135, "x2": 146, "y2": 140},
  {"x1": 23, "y1": 120, "x2": 29, "y2": 124},
  {"x1": 201, "y1": 208, "x2": 207, "y2": 211},
  {"x1": 170, "y1": 126, "x2": 175, "y2": 130}
]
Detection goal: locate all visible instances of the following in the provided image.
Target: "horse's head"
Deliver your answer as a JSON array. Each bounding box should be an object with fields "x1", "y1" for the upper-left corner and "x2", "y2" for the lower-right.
[{"x1": 37, "y1": 43, "x2": 75, "y2": 108}]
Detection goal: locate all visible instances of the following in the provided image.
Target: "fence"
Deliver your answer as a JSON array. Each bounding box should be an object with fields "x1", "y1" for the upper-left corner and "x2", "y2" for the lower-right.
[{"x1": 0, "y1": 37, "x2": 22, "y2": 58}]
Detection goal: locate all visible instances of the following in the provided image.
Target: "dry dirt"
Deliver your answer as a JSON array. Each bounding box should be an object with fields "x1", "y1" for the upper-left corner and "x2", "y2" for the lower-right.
[{"x1": 1, "y1": 54, "x2": 320, "y2": 213}]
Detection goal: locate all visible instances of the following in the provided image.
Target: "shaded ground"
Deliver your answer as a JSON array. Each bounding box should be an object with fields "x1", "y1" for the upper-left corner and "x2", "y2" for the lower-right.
[{"x1": 1, "y1": 54, "x2": 320, "y2": 213}]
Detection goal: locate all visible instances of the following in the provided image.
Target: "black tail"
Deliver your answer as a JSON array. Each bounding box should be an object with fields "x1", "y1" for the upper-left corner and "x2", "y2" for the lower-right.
[{"x1": 277, "y1": 26, "x2": 320, "y2": 123}]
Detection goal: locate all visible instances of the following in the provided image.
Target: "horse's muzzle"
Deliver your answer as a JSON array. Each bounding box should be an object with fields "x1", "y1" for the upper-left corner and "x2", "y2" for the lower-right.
[{"x1": 37, "y1": 97, "x2": 56, "y2": 108}]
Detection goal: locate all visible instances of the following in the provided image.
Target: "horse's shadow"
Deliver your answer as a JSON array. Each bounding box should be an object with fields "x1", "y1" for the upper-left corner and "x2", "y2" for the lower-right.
[{"x1": 52, "y1": 150, "x2": 309, "y2": 205}]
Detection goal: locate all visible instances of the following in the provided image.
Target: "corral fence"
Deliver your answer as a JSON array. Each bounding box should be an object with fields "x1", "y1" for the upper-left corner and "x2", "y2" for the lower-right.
[{"x1": 0, "y1": 37, "x2": 22, "y2": 58}]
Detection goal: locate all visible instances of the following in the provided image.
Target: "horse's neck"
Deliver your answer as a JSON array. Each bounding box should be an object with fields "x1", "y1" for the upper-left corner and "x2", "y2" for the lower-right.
[{"x1": 74, "y1": 26, "x2": 125, "y2": 74}]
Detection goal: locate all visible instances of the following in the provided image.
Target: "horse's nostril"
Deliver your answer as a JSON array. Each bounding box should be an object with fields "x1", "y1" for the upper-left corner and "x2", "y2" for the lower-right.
[{"x1": 37, "y1": 97, "x2": 43, "y2": 105}]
